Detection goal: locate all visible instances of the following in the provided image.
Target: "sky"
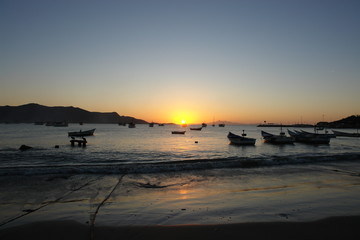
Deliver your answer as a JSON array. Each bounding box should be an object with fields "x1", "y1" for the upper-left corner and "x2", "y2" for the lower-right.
[{"x1": 1, "y1": 0, "x2": 359, "y2": 124}]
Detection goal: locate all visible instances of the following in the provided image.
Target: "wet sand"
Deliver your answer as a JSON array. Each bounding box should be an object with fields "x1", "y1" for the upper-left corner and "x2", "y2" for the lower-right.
[{"x1": 1, "y1": 162, "x2": 360, "y2": 239}]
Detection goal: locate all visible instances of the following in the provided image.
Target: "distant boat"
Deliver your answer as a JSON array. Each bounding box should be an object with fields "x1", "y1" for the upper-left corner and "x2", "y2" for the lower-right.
[
  {"x1": 46, "y1": 121, "x2": 68, "y2": 127},
  {"x1": 128, "y1": 122, "x2": 136, "y2": 128},
  {"x1": 227, "y1": 131, "x2": 256, "y2": 145},
  {"x1": 261, "y1": 130, "x2": 294, "y2": 144},
  {"x1": 158, "y1": 124, "x2": 165, "y2": 126},
  {"x1": 118, "y1": 122, "x2": 126, "y2": 126},
  {"x1": 201, "y1": 123, "x2": 207, "y2": 127},
  {"x1": 190, "y1": 127, "x2": 202, "y2": 131},
  {"x1": 149, "y1": 122, "x2": 154, "y2": 127},
  {"x1": 288, "y1": 129, "x2": 331, "y2": 144},
  {"x1": 172, "y1": 131, "x2": 186, "y2": 134},
  {"x1": 68, "y1": 128, "x2": 95, "y2": 137},
  {"x1": 54, "y1": 122, "x2": 68, "y2": 127},
  {"x1": 332, "y1": 130, "x2": 360, "y2": 137},
  {"x1": 219, "y1": 124, "x2": 225, "y2": 127}
]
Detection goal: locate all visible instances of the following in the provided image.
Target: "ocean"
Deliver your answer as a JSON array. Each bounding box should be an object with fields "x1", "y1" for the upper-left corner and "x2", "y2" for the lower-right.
[
  {"x1": 0, "y1": 123, "x2": 359, "y2": 176},
  {"x1": 1, "y1": 123, "x2": 360, "y2": 228}
]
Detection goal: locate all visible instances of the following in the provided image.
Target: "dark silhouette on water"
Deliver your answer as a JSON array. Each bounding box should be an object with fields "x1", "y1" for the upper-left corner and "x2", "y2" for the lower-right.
[
  {"x1": 70, "y1": 137, "x2": 87, "y2": 147},
  {"x1": 19, "y1": 145, "x2": 32, "y2": 151}
]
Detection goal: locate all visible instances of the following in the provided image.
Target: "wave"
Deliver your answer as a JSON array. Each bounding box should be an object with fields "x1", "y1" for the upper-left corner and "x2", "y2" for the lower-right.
[{"x1": 1, "y1": 152, "x2": 359, "y2": 176}]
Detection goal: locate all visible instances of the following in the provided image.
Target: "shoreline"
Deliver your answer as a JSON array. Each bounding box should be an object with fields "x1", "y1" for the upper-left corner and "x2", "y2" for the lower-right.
[
  {"x1": 1, "y1": 161, "x2": 360, "y2": 238},
  {"x1": 1, "y1": 216, "x2": 360, "y2": 240}
]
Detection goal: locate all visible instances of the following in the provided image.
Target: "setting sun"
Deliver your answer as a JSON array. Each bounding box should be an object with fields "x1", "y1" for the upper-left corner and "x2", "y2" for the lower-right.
[{"x1": 169, "y1": 110, "x2": 200, "y2": 125}]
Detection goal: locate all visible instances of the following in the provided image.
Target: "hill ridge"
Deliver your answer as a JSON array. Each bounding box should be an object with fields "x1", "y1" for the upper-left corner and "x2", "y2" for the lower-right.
[{"x1": 0, "y1": 103, "x2": 147, "y2": 124}]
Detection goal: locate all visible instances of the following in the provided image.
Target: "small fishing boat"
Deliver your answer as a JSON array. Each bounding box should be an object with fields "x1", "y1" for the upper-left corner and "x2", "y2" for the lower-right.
[
  {"x1": 261, "y1": 130, "x2": 294, "y2": 144},
  {"x1": 288, "y1": 129, "x2": 331, "y2": 144},
  {"x1": 149, "y1": 122, "x2": 154, "y2": 127},
  {"x1": 300, "y1": 130, "x2": 336, "y2": 138},
  {"x1": 128, "y1": 123, "x2": 136, "y2": 128},
  {"x1": 190, "y1": 127, "x2": 202, "y2": 131},
  {"x1": 227, "y1": 131, "x2": 256, "y2": 145},
  {"x1": 201, "y1": 123, "x2": 207, "y2": 127},
  {"x1": 172, "y1": 131, "x2": 186, "y2": 134},
  {"x1": 332, "y1": 130, "x2": 360, "y2": 137},
  {"x1": 219, "y1": 124, "x2": 225, "y2": 127},
  {"x1": 68, "y1": 128, "x2": 95, "y2": 137}
]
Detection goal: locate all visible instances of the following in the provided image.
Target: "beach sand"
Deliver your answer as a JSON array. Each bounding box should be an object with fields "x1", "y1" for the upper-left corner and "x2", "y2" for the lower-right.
[
  {"x1": 1, "y1": 161, "x2": 360, "y2": 239},
  {"x1": 1, "y1": 216, "x2": 360, "y2": 240}
]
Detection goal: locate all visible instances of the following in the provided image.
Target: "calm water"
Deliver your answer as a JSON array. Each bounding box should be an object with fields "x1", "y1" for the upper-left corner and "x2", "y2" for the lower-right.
[{"x1": 0, "y1": 124, "x2": 359, "y2": 176}]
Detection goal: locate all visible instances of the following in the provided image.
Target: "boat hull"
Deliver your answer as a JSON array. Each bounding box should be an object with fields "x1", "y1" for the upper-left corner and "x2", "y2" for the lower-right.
[
  {"x1": 261, "y1": 131, "x2": 294, "y2": 144},
  {"x1": 172, "y1": 131, "x2": 186, "y2": 134},
  {"x1": 263, "y1": 137, "x2": 294, "y2": 144},
  {"x1": 332, "y1": 130, "x2": 360, "y2": 137},
  {"x1": 288, "y1": 130, "x2": 331, "y2": 144},
  {"x1": 68, "y1": 129, "x2": 95, "y2": 137},
  {"x1": 227, "y1": 132, "x2": 256, "y2": 145}
]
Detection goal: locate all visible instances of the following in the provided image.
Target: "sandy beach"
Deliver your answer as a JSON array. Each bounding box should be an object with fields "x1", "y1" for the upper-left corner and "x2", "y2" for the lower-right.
[
  {"x1": 1, "y1": 161, "x2": 360, "y2": 239},
  {"x1": 1, "y1": 216, "x2": 360, "y2": 240}
]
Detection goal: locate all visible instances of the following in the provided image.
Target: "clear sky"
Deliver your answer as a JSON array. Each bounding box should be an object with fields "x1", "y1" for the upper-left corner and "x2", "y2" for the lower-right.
[{"x1": 1, "y1": 0, "x2": 359, "y2": 124}]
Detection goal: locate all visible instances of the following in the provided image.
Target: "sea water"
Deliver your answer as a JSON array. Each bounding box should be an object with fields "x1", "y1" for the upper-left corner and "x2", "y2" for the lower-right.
[
  {"x1": 0, "y1": 123, "x2": 359, "y2": 176},
  {"x1": 1, "y1": 123, "x2": 360, "y2": 226}
]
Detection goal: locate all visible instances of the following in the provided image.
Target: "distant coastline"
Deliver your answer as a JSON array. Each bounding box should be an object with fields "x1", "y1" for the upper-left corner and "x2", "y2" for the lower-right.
[
  {"x1": 1, "y1": 103, "x2": 359, "y2": 128},
  {"x1": 257, "y1": 124, "x2": 314, "y2": 128},
  {"x1": 257, "y1": 115, "x2": 360, "y2": 129}
]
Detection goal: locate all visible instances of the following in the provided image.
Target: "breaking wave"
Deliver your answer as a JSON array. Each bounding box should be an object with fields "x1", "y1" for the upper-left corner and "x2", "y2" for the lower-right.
[{"x1": 1, "y1": 152, "x2": 359, "y2": 176}]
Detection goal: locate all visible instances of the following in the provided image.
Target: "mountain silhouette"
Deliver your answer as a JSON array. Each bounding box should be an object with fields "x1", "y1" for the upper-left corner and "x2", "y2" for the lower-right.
[
  {"x1": 0, "y1": 103, "x2": 147, "y2": 124},
  {"x1": 316, "y1": 115, "x2": 360, "y2": 128}
]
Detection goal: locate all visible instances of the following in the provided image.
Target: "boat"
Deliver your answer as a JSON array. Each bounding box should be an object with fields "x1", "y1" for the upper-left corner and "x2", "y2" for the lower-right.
[
  {"x1": 68, "y1": 128, "x2": 95, "y2": 137},
  {"x1": 158, "y1": 124, "x2": 165, "y2": 126},
  {"x1": 190, "y1": 127, "x2": 202, "y2": 131},
  {"x1": 219, "y1": 124, "x2": 225, "y2": 127},
  {"x1": 128, "y1": 122, "x2": 136, "y2": 128},
  {"x1": 149, "y1": 122, "x2": 154, "y2": 127},
  {"x1": 201, "y1": 123, "x2": 207, "y2": 127},
  {"x1": 288, "y1": 129, "x2": 331, "y2": 144},
  {"x1": 261, "y1": 130, "x2": 294, "y2": 144},
  {"x1": 300, "y1": 130, "x2": 336, "y2": 138},
  {"x1": 227, "y1": 131, "x2": 256, "y2": 145},
  {"x1": 332, "y1": 130, "x2": 360, "y2": 137},
  {"x1": 54, "y1": 122, "x2": 68, "y2": 127},
  {"x1": 46, "y1": 121, "x2": 68, "y2": 127},
  {"x1": 172, "y1": 131, "x2": 186, "y2": 134}
]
